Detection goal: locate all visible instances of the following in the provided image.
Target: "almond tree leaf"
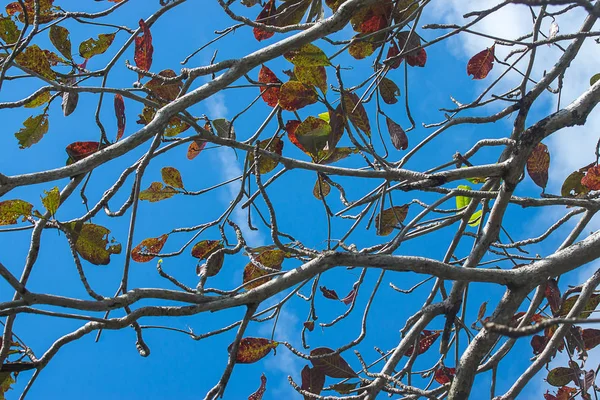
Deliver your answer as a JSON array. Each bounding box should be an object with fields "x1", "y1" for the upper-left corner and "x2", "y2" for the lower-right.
[
  {"x1": 61, "y1": 88, "x2": 78, "y2": 117},
  {"x1": 66, "y1": 141, "x2": 102, "y2": 162},
  {"x1": 6, "y1": 0, "x2": 56, "y2": 24},
  {"x1": 0, "y1": 200, "x2": 33, "y2": 225},
  {"x1": 385, "y1": 40, "x2": 402, "y2": 69},
  {"x1": 131, "y1": 234, "x2": 168, "y2": 263},
  {"x1": 144, "y1": 69, "x2": 181, "y2": 101},
  {"x1": 320, "y1": 286, "x2": 339, "y2": 300},
  {"x1": 468, "y1": 209, "x2": 482, "y2": 227},
  {"x1": 393, "y1": 0, "x2": 419, "y2": 23},
  {"x1": 161, "y1": 166, "x2": 184, "y2": 189},
  {"x1": 137, "y1": 107, "x2": 190, "y2": 137},
  {"x1": 350, "y1": 2, "x2": 391, "y2": 33},
  {"x1": 0, "y1": 372, "x2": 15, "y2": 399},
  {"x1": 547, "y1": 367, "x2": 575, "y2": 387},
  {"x1": 310, "y1": 348, "x2": 357, "y2": 378},
  {"x1": 243, "y1": 249, "x2": 285, "y2": 290},
  {"x1": 348, "y1": 39, "x2": 375, "y2": 60},
  {"x1": 278, "y1": 81, "x2": 318, "y2": 111},
  {"x1": 342, "y1": 91, "x2": 371, "y2": 136},
  {"x1": 15, "y1": 114, "x2": 49, "y2": 149},
  {"x1": 406, "y1": 47, "x2": 427, "y2": 67},
  {"x1": 213, "y1": 118, "x2": 236, "y2": 140},
  {"x1": 379, "y1": 77, "x2": 400, "y2": 104},
  {"x1": 340, "y1": 288, "x2": 357, "y2": 305},
  {"x1": 258, "y1": 65, "x2": 282, "y2": 107},
  {"x1": 284, "y1": 43, "x2": 330, "y2": 66},
  {"x1": 583, "y1": 370, "x2": 595, "y2": 393},
  {"x1": 293, "y1": 116, "x2": 331, "y2": 157},
  {"x1": 559, "y1": 294, "x2": 600, "y2": 318},
  {"x1": 531, "y1": 334, "x2": 548, "y2": 355},
  {"x1": 0, "y1": 15, "x2": 20, "y2": 44},
  {"x1": 396, "y1": 31, "x2": 426, "y2": 67},
  {"x1": 582, "y1": 328, "x2": 600, "y2": 350},
  {"x1": 477, "y1": 302, "x2": 487, "y2": 322},
  {"x1": 139, "y1": 182, "x2": 177, "y2": 202},
  {"x1": 49, "y1": 25, "x2": 72, "y2": 60},
  {"x1": 375, "y1": 204, "x2": 409, "y2": 236},
  {"x1": 233, "y1": 338, "x2": 278, "y2": 363},
  {"x1": 191, "y1": 240, "x2": 223, "y2": 259},
  {"x1": 328, "y1": 105, "x2": 346, "y2": 148},
  {"x1": 274, "y1": 0, "x2": 310, "y2": 27},
  {"x1": 331, "y1": 382, "x2": 358, "y2": 395},
  {"x1": 581, "y1": 165, "x2": 600, "y2": 190},
  {"x1": 385, "y1": 117, "x2": 407, "y2": 150},
  {"x1": 545, "y1": 278, "x2": 562, "y2": 316},
  {"x1": 405, "y1": 330, "x2": 440, "y2": 357},
  {"x1": 65, "y1": 222, "x2": 122, "y2": 265},
  {"x1": 303, "y1": 321, "x2": 315, "y2": 332},
  {"x1": 248, "y1": 137, "x2": 284, "y2": 174},
  {"x1": 248, "y1": 374, "x2": 267, "y2": 400},
  {"x1": 301, "y1": 365, "x2": 325, "y2": 399},
  {"x1": 253, "y1": 0, "x2": 276, "y2": 41},
  {"x1": 114, "y1": 94, "x2": 126, "y2": 141},
  {"x1": 187, "y1": 140, "x2": 206, "y2": 160},
  {"x1": 456, "y1": 184, "x2": 473, "y2": 210},
  {"x1": 556, "y1": 387, "x2": 577, "y2": 400},
  {"x1": 24, "y1": 91, "x2": 50, "y2": 109},
  {"x1": 313, "y1": 176, "x2": 331, "y2": 199},
  {"x1": 590, "y1": 73, "x2": 600, "y2": 86},
  {"x1": 434, "y1": 366, "x2": 456, "y2": 384},
  {"x1": 467, "y1": 45, "x2": 495, "y2": 79},
  {"x1": 41, "y1": 187, "x2": 60, "y2": 217},
  {"x1": 318, "y1": 147, "x2": 359, "y2": 165},
  {"x1": 549, "y1": 21, "x2": 559, "y2": 41},
  {"x1": 561, "y1": 171, "x2": 589, "y2": 197},
  {"x1": 134, "y1": 19, "x2": 153, "y2": 77},
  {"x1": 526, "y1": 143, "x2": 550, "y2": 189},
  {"x1": 15, "y1": 45, "x2": 56, "y2": 80},
  {"x1": 294, "y1": 65, "x2": 327, "y2": 93},
  {"x1": 285, "y1": 120, "x2": 305, "y2": 152},
  {"x1": 79, "y1": 33, "x2": 116, "y2": 59}
]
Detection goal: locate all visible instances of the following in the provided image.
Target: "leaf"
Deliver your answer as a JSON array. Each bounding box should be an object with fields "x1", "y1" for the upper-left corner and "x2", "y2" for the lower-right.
[
  {"x1": 590, "y1": 73, "x2": 600, "y2": 86},
  {"x1": 310, "y1": 348, "x2": 357, "y2": 378},
  {"x1": 545, "y1": 278, "x2": 562, "y2": 316},
  {"x1": 66, "y1": 141, "x2": 102, "y2": 162},
  {"x1": 139, "y1": 182, "x2": 178, "y2": 202},
  {"x1": 348, "y1": 39, "x2": 375, "y2": 60},
  {"x1": 41, "y1": 187, "x2": 60, "y2": 216},
  {"x1": 583, "y1": 370, "x2": 595, "y2": 393},
  {"x1": 581, "y1": 165, "x2": 600, "y2": 190},
  {"x1": 526, "y1": 143, "x2": 550, "y2": 189},
  {"x1": 340, "y1": 287, "x2": 357, "y2": 305},
  {"x1": 385, "y1": 41, "x2": 402, "y2": 69},
  {"x1": 114, "y1": 94, "x2": 126, "y2": 141},
  {"x1": 375, "y1": 205, "x2": 409, "y2": 236},
  {"x1": 468, "y1": 209, "x2": 482, "y2": 227},
  {"x1": 24, "y1": 91, "x2": 50, "y2": 109},
  {"x1": 0, "y1": 372, "x2": 14, "y2": 400},
  {"x1": 405, "y1": 330, "x2": 440, "y2": 357},
  {"x1": 134, "y1": 19, "x2": 153, "y2": 77},
  {"x1": 582, "y1": 328, "x2": 600, "y2": 350},
  {"x1": 243, "y1": 249, "x2": 285, "y2": 289},
  {"x1": 0, "y1": 200, "x2": 33, "y2": 225},
  {"x1": 213, "y1": 118, "x2": 236, "y2": 140},
  {"x1": 284, "y1": 43, "x2": 330, "y2": 66},
  {"x1": 278, "y1": 81, "x2": 318, "y2": 111},
  {"x1": 342, "y1": 91, "x2": 371, "y2": 136},
  {"x1": 253, "y1": 0, "x2": 276, "y2": 41},
  {"x1": 301, "y1": 366, "x2": 325, "y2": 399},
  {"x1": 434, "y1": 366, "x2": 456, "y2": 384},
  {"x1": 248, "y1": 374, "x2": 267, "y2": 400},
  {"x1": 79, "y1": 33, "x2": 116, "y2": 59},
  {"x1": 65, "y1": 222, "x2": 122, "y2": 265},
  {"x1": 233, "y1": 338, "x2": 278, "y2": 363},
  {"x1": 0, "y1": 15, "x2": 20, "y2": 44},
  {"x1": 477, "y1": 302, "x2": 487, "y2": 322},
  {"x1": 396, "y1": 31, "x2": 426, "y2": 67},
  {"x1": 393, "y1": 0, "x2": 419, "y2": 23},
  {"x1": 145, "y1": 69, "x2": 181, "y2": 102},
  {"x1": 379, "y1": 77, "x2": 400, "y2": 104},
  {"x1": 456, "y1": 184, "x2": 473, "y2": 210},
  {"x1": 258, "y1": 65, "x2": 282, "y2": 107},
  {"x1": 248, "y1": 137, "x2": 284, "y2": 174},
  {"x1": 549, "y1": 21, "x2": 559, "y2": 42},
  {"x1": 15, "y1": 114, "x2": 49, "y2": 149},
  {"x1": 303, "y1": 321, "x2": 315, "y2": 332},
  {"x1": 559, "y1": 294, "x2": 600, "y2": 318},
  {"x1": 350, "y1": 2, "x2": 390, "y2": 33},
  {"x1": 192, "y1": 239, "x2": 224, "y2": 277},
  {"x1": 6, "y1": 0, "x2": 56, "y2": 24},
  {"x1": 131, "y1": 234, "x2": 168, "y2": 263},
  {"x1": 547, "y1": 367, "x2": 575, "y2": 387},
  {"x1": 531, "y1": 334, "x2": 548, "y2": 355},
  {"x1": 386, "y1": 117, "x2": 408, "y2": 150},
  {"x1": 187, "y1": 140, "x2": 206, "y2": 160},
  {"x1": 331, "y1": 382, "x2": 358, "y2": 395},
  {"x1": 15, "y1": 45, "x2": 56, "y2": 80},
  {"x1": 161, "y1": 166, "x2": 184, "y2": 189},
  {"x1": 137, "y1": 106, "x2": 190, "y2": 137},
  {"x1": 313, "y1": 176, "x2": 331, "y2": 199},
  {"x1": 294, "y1": 65, "x2": 327, "y2": 93},
  {"x1": 467, "y1": 45, "x2": 495, "y2": 79},
  {"x1": 320, "y1": 286, "x2": 339, "y2": 300},
  {"x1": 561, "y1": 171, "x2": 589, "y2": 197},
  {"x1": 318, "y1": 147, "x2": 358, "y2": 164},
  {"x1": 292, "y1": 116, "x2": 331, "y2": 157},
  {"x1": 61, "y1": 87, "x2": 78, "y2": 117},
  {"x1": 49, "y1": 25, "x2": 72, "y2": 60}
]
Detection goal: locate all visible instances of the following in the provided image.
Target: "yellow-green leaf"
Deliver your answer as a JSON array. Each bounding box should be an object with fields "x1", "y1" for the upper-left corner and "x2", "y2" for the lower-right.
[
  {"x1": 41, "y1": 187, "x2": 60, "y2": 216},
  {"x1": 161, "y1": 166, "x2": 184, "y2": 189},
  {"x1": 79, "y1": 32, "x2": 116, "y2": 59},
  {"x1": 15, "y1": 45, "x2": 56, "y2": 80},
  {"x1": 49, "y1": 25, "x2": 72, "y2": 60},
  {"x1": 456, "y1": 185, "x2": 472, "y2": 210},
  {"x1": 294, "y1": 65, "x2": 327, "y2": 93},
  {"x1": 139, "y1": 182, "x2": 178, "y2": 202},
  {"x1": 0, "y1": 200, "x2": 33, "y2": 225},
  {"x1": 24, "y1": 91, "x2": 50, "y2": 108},
  {"x1": 0, "y1": 15, "x2": 20, "y2": 44},
  {"x1": 65, "y1": 222, "x2": 122, "y2": 265},
  {"x1": 284, "y1": 43, "x2": 330, "y2": 66},
  {"x1": 15, "y1": 114, "x2": 49, "y2": 149}
]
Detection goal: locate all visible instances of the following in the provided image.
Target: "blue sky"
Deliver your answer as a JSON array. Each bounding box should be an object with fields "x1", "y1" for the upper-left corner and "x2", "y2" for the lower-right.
[{"x1": 0, "y1": 0, "x2": 598, "y2": 399}]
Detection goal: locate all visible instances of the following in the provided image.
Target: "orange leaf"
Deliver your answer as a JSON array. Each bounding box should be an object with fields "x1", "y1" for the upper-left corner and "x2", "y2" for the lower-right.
[
  {"x1": 581, "y1": 165, "x2": 600, "y2": 190},
  {"x1": 134, "y1": 19, "x2": 153, "y2": 78},
  {"x1": 375, "y1": 205, "x2": 409, "y2": 236},
  {"x1": 526, "y1": 143, "x2": 550, "y2": 189},
  {"x1": 253, "y1": 0, "x2": 275, "y2": 41},
  {"x1": 131, "y1": 234, "x2": 168, "y2": 263},
  {"x1": 232, "y1": 338, "x2": 278, "y2": 363},
  {"x1": 187, "y1": 140, "x2": 206, "y2": 160},
  {"x1": 467, "y1": 45, "x2": 495, "y2": 79}
]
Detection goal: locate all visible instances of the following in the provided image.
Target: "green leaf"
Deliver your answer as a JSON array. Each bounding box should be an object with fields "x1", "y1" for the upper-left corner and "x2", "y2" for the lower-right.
[
  {"x1": 284, "y1": 43, "x2": 330, "y2": 66},
  {"x1": 139, "y1": 182, "x2": 178, "y2": 202},
  {"x1": 456, "y1": 185, "x2": 472, "y2": 210},
  {"x1": 24, "y1": 91, "x2": 50, "y2": 108},
  {"x1": 49, "y1": 25, "x2": 72, "y2": 60},
  {"x1": 161, "y1": 166, "x2": 184, "y2": 189},
  {"x1": 546, "y1": 367, "x2": 574, "y2": 387},
  {"x1": 468, "y1": 210, "x2": 482, "y2": 227},
  {"x1": 0, "y1": 15, "x2": 20, "y2": 44},
  {"x1": 590, "y1": 73, "x2": 600, "y2": 86},
  {"x1": 15, "y1": 45, "x2": 56, "y2": 80},
  {"x1": 79, "y1": 32, "x2": 116, "y2": 59},
  {"x1": 317, "y1": 111, "x2": 330, "y2": 122},
  {"x1": 561, "y1": 171, "x2": 589, "y2": 198},
  {"x1": 65, "y1": 222, "x2": 122, "y2": 265},
  {"x1": 213, "y1": 118, "x2": 236, "y2": 139},
  {"x1": 15, "y1": 114, "x2": 49, "y2": 148},
  {"x1": 41, "y1": 187, "x2": 60, "y2": 216},
  {"x1": 294, "y1": 65, "x2": 327, "y2": 93},
  {"x1": 0, "y1": 372, "x2": 15, "y2": 400},
  {"x1": 248, "y1": 137, "x2": 284, "y2": 174},
  {"x1": 0, "y1": 200, "x2": 33, "y2": 225},
  {"x1": 293, "y1": 116, "x2": 331, "y2": 157},
  {"x1": 559, "y1": 294, "x2": 600, "y2": 318}
]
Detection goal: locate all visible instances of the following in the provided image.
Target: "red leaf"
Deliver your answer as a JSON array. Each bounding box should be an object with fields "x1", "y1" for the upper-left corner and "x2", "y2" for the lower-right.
[
  {"x1": 258, "y1": 65, "x2": 281, "y2": 107},
  {"x1": 320, "y1": 286, "x2": 339, "y2": 300},
  {"x1": 407, "y1": 48, "x2": 427, "y2": 67},
  {"x1": 581, "y1": 165, "x2": 600, "y2": 190},
  {"x1": 66, "y1": 141, "x2": 102, "y2": 162},
  {"x1": 340, "y1": 287, "x2": 357, "y2": 305},
  {"x1": 303, "y1": 321, "x2": 315, "y2": 332},
  {"x1": 545, "y1": 278, "x2": 562, "y2": 316},
  {"x1": 134, "y1": 19, "x2": 153, "y2": 78},
  {"x1": 396, "y1": 31, "x2": 426, "y2": 67},
  {"x1": 285, "y1": 120, "x2": 305, "y2": 152},
  {"x1": 253, "y1": 0, "x2": 275, "y2": 41},
  {"x1": 526, "y1": 143, "x2": 550, "y2": 189},
  {"x1": 434, "y1": 366, "x2": 456, "y2": 384},
  {"x1": 405, "y1": 330, "x2": 440, "y2": 357},
  {"x1": 467, "y1": 45, "x2": 495, "y2": 79},
  {"x1": 132, "y1": 234, "x2": 168, "y2": 263},
  {"x1": 278, "y1": 81, "x2": 318, "y2": 111},
  {"x1": 248, "y1": 374, "x2": 267, "y2": 400},
  {"x1": 232, "y1": 337, "x2": 278, "y2": 363},
  {"x1": 385, "y1": 40, "x2": 402, "y2": 69},
  {"x1": 582, "y1": 328, "x2": 600, "y2": 350},
  {"x1": 187, "y1": 140, "x2": 206, "y2": 160},
  {"x1": 114, "y1": 94, "x2": 125, "y2": 141},
  {"x1": 531, "y1": 334, "x2": 548, "y2": 355}
]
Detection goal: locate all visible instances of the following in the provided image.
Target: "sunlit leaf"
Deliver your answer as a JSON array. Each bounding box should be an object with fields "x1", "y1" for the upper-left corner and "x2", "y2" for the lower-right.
[
  {"x1": 341, "y1": 287, "x2": 357, "y2": 305},
  {"x1": 405, "y1": 330, "x2": 440, "y2": 357},
  {"x1": 65, "y1": 222, "x2": 122, "y2": 265},
  {"x1": 243, "y1": 249, "x2": 285, "y2": 289},
  {"x1": 0, "y1": 15, "x2": 20, "y2": 44},
  {"x1": 258, "y1": 64, "x2": 281, "y2": 107},
  {"x1": 0, "y1": 200, "x2": 33, "y2": 225},
  {"x1": 350, "y1": 2, "x2": 390, "y2": 33},
  {"x1": 49, "y1": 25, "x2": 72, "y2": 60},
  {"x1": 248, "y1": 374, "x2": 267, "y2": 400},
  {"x1": 232, "y1": 338, "x2": 278, "y2": 363},
  {"x1": 79, "y1": 33, "x2": 116, "y2": 59},
  {"x1": 375, "y1": 205, "x2": 409, "y2": 236},
  {"x1": 66, "y1": 141, "x2": 102, "y2": 162},
  {"x1": 348, "y1": 39, "x2": 375, "y2": 60},
  {"x1": 248, "y1": 137, "x2": 284, "y2": 174},
  {"x1": 137, "y1": 106, "x2": 190, "y2": 137},
  {"x1": 301, "y1": 366, "x2": 325, "y2": 399},
  {"x1": 434, "y1": 366, "x2": 456, "y2": 384},
  {"x1": 41, "y1": 187, "x2": 60, "y2": 217},
  {"x1": 467, "y1": 45, "x2": 495, "y2": 79},
  {"x1": 134, "y1": 19, "x2": 153, "y2": 77},
  {"x1": 313, "y1": 175, "x2": 331, "y2": 199},
  {"x1": 161, "y1": 166, "x2": 184, "y2": 189},
  {"x1": 278, "y1": 81, "x2": 318, "y2": 111},
  {"x1": 0, "y1": 372, "x2": 15, "y2": 400},
  {"x1": 284, "y1": 43, "x2": 330, "y2": 66},
  {"x1": 526, "y1": 143, "x2": 550, "y2": 189},
  {"x1": 253, "y1": 0, "x2": 276, "y2": 41},
  {"x1": 561, "y1": 171, "x2": 589, "y2": 197},
  {"x1": 294, "y1": 65, "x2": 327, "y2": 93},
  {"x1": 310, "y1": 348, "x2": 357, "y2": 378},
  {"x1": 468, "y1": 210, "x2": 482, "y2": 227},
  {"x1": 581, "y1": 165, "x2": 600, "y2": 190},
  {"x1": 386, "y1": 117, "x2": 408, "y2": 150},
  {"x1": 546, "y1": 367, "x2": 575, "y2": 387},
  {"x1": 15, "y1": 114, "x2": 49, "y2": 149},
  {"x1": 456, "y1": 185, "x2": 472, "y2": 210},
  {"x1": 131, "y1": 234, "x2": 168, "y2": 263},
  {"x1": 145, "y1": 69, "x2": 181, "y2": 102},
  {"x1": 187, "y1": 140, "x2": 206, "y2": 160},
  {"x1": 342, "y1": 91, "x2": 371, "y2": 136},
  {"x1": 24, "y1": 91, "x2": 50, "y2": 109},
  {"x1": 15, "y1": 45, "x2": 56, "y2": 80},
  {"x1": 139, "y1": 182, "x2": 178, "y2": 202},
  {"x1": 6, "y1": 0, "x2": 56, "y2": 24}
]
